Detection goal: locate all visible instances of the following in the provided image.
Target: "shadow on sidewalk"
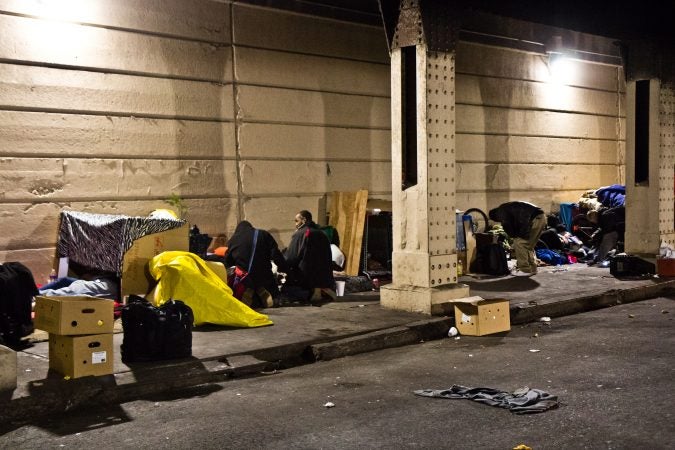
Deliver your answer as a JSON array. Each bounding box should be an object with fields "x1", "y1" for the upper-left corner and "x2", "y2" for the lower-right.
[{"x1": 463, "y1": 276, "x2": 540, "y2": 292}]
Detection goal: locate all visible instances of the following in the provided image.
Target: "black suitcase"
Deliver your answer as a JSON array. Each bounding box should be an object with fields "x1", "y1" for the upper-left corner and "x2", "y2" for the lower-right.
[
  {"x1": 0, "y1": 262, "x2": 38, "y2": 346},
  {"x1": 121, "y1": 295, "x2": 193, "y2": 363},
  {"x1": 610, "y1": 255, "x2": 655, "y2": 277}
]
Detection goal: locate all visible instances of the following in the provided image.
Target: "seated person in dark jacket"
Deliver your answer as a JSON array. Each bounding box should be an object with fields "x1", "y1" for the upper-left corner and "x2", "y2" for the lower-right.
[
  {"x1": 225, "y1": 220, "x2": 288, "y2": 308},
  {"x1": 586, "y1": 206, "x2": 625, "y2": 265},
  {"x1": 488, "y1": 201, "x2": 547, "y2": 276},
  {"x1": 282, "y1": 210, "x2": 336, "y2": 302}
]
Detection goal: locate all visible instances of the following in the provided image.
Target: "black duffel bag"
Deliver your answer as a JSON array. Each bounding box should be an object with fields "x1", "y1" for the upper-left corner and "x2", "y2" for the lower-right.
[{"x1": 121, "y1": 295, "x2": 193, "y2": 363}]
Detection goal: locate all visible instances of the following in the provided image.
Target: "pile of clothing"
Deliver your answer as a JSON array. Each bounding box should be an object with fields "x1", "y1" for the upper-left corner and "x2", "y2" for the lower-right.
[{"x1": 536, "y1": 184, "x2": 626, "y2": 268}]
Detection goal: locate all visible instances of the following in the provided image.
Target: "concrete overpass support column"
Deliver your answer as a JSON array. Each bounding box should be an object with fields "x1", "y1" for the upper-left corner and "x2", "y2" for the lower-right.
[
  {"x1": 623, "y1": 39, "x2": 675, "y2": 255},
  {"x1": 625, "y1": 80, "x2": 675, "y2": 254},
  {"x1": 656, "y1": 83, "x2": 675, "y2": 248},
  {"x1": 380, "y1": 1, "x2": 469, "y2": 314}
]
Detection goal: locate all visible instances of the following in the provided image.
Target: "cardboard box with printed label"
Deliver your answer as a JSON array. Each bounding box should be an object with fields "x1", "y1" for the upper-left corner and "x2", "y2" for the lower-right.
[
  {"x1": 49, "y1": 333, "x2": 113, "y2": 378},
  {"x1": 34, "y1": 296, "x2": 114, "y2": 335},
  {"x1": 453, "y1": 296, "x2": 510, "y2": 336}
]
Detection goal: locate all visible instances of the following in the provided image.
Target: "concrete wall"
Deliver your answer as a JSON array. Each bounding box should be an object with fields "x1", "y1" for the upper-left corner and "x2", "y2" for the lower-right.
[
  {"x1": 0, "y1": 0, "x2": 625, "y2": 282},
  {"x1": 0, "y1": 0, "x2": 389, "y2": 281},
  {"x1": 454, "y1": 41, "x2": 625, "y2": 215},
  {"x1": 232, "y1": 4, "x2": 391, "y2": 244}
]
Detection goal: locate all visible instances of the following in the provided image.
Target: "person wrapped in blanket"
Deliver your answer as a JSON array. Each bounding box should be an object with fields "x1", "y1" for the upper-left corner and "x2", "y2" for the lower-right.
[
  {"x1": 281, "y1": 210, "x2": 336, "y2": 303},
  {"x1": 225, "y1": 220, "x2": 288, "y2": 308},
  {"x1": 38, "y1": 262, "x2": 119, "y2": 300}
]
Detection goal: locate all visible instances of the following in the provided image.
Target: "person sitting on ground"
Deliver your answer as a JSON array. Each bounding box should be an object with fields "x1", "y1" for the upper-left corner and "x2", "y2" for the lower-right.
[
  {"x1": 488, "y1": 201, "x2": 547, "y2": 276},
  {"x1": 586, "y1": 206, "x2": 625, "y2": 266},
  {"x1": 225, "y1": 220, "x2": 288, "y2": 308},
  {"x1": 282, "y1": 210, "x2": 336, "y2": 302}
]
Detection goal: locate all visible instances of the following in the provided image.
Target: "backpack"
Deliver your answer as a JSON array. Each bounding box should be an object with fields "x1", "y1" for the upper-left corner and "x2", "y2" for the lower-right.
[
  {"x1": 228, "y1": 265, "x2": 250, "y2": 300},
  {"x1": 121, "y1": 295, "x2": 193, "y2": 363},
  {"x1": 471, "y1": 244, "x2": 510, "y2": 276},
  {"x1": 227, "y1": 229, "x2": 258, "y2": 300}
]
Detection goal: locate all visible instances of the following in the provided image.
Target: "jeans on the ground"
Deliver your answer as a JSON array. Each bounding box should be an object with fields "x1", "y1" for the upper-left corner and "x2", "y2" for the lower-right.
[{"x1": 39, "y1": 276, "x2": 78, "y2": 291}]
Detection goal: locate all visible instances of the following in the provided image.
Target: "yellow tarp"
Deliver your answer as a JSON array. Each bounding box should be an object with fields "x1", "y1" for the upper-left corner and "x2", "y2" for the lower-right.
[{"x1": 148, "y1": 251, "x2": 273, "y2": 328}]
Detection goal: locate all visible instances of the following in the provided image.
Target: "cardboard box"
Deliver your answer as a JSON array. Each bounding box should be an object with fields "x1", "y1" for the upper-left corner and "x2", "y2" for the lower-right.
[
  {"x1": 34, "y1": 296, "x2": 114, "y2": 335},
  {"x1": 205, "y1": 261, "x2": 228, "y2": 283},
  {"x1": 49, "y1": 333, "x2": 113, "y2": 378},
  {"x1": 656, "y1": 258, "x2": 675, "y2": 277},
  {"x1": 453, "y1": 296, "x2": 510, "y2": 336},
  {"x1": 121, "y1": 224, "x2": 189, "y2": 297}
]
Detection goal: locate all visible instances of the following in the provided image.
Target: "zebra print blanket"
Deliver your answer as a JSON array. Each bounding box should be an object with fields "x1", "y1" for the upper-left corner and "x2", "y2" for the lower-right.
[{"x1": 57, "y1": 211, "x2": 186, "y2": 275}]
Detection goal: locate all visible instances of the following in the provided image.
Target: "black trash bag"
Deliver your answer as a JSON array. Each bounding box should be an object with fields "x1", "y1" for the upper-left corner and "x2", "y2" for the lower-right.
[
  {"x1": 0, "y1": 262, "x2": 38, "y2": 347},
  {"x1": 121, "y1": 295, "x2": 193, "y2": 363},
  {"x1": 470, "y1": 243, "x2": 510, "y2": 276}
]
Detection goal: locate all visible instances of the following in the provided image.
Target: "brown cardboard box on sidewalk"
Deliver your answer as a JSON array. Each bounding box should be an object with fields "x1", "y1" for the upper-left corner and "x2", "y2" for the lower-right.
[
  {"x1": 120, "y1": 224, "x2": 189, "y2": 297},
  {"x1": 453, "y1": 296, "x2": 510, "y2": 336},
  {"x1": 49, "y1": 333, "x2": 113, "y2": 379},
  {"x1": 34, "y1": 296, "x2": 114, "y2": 335}
]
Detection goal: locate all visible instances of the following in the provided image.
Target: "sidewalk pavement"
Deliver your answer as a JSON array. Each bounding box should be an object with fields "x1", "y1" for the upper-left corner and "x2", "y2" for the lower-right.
[{"x1": 2, "y1": 263, "x2": 674, "y2": 424}]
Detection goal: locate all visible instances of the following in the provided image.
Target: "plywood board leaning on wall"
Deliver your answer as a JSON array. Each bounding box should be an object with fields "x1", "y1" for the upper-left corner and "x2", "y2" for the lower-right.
[{"x1": 329, "y1": 190, "x2": 368, "y2": 276}]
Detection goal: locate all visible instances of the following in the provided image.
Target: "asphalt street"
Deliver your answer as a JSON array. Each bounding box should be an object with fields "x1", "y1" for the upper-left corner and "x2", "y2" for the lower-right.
[{"x1": 2, "y1": 297, "x2": 673, "y2": 449}]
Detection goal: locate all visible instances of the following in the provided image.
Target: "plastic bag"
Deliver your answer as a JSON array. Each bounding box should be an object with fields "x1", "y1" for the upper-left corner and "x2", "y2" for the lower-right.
[{"x1": 149, "y1": 251, "x2": 272, "y2": 328}]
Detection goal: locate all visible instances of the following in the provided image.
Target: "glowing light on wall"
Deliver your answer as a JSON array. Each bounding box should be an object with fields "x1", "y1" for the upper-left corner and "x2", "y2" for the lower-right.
[
  {"x1": 549, "y1": 53, "x2": 574, "y2": 85},
  {"x1": 541, "y1": 35, "x2": 577, "y2": 108},
  {"x1": 21, "y1": 0, "x2": 102, "y2": 61},
  {"x1": 34, "y1": 0, "x2": 95, "y2": 22}
]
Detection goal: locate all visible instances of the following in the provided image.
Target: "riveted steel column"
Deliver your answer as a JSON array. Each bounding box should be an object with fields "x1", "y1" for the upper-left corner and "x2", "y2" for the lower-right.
[
  {"x1": 623, "y1": 41, "x2": 675, "y2": 255},
  {"x1": 658, "y1": 83, "x2": 675, "y2": 248},
  {"x1": 380, "y1": 0, "x2": 469, "y2": 314}
]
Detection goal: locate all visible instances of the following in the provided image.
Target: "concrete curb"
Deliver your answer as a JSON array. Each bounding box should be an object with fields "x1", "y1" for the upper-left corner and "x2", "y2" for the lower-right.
[
  {"x1": 1, "y1": 318, "x2": 453, "y2": 424},
  {"x1": 1, "y1": 355, "x2": 273, "y2": 424},
  {"x1": 3, "y1": 280, "x2": 674, "y2": 425},
  {"x1": 510, "y1": 279, "x2": 675, "y2": 324},
  {"x1": 309, "y1": 317, "x2": 452, "y2": 361}
]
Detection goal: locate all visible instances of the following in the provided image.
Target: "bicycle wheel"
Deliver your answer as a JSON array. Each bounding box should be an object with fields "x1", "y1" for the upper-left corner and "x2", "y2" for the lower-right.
[{"x1": 463, "y1": 208, "x2": 489, "y2": 234}]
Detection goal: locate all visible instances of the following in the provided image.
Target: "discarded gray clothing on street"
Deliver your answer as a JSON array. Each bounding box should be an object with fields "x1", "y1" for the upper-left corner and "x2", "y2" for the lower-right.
[{"x1": 414, "y1": 385, "x2": 559, "y2": 414}]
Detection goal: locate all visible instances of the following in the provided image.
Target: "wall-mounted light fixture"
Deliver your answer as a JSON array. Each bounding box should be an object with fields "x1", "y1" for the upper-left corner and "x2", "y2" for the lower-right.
[{"x1": 546, "y1": 35, "x2": 574, "y2": 84}]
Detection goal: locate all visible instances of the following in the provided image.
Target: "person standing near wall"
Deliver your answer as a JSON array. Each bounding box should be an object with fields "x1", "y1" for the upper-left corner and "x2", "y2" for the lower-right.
[{"x1": 488, "y1": 201, "x2": 547, "y2": 276}]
